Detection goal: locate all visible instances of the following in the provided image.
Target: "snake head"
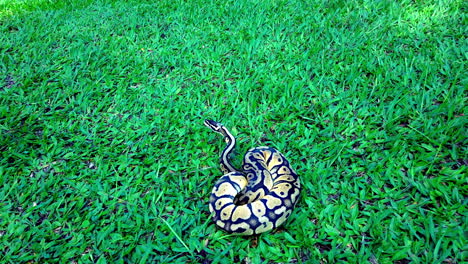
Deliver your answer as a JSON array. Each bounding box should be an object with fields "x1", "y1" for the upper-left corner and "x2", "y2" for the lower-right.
[
  {"x1": 204, "y1": 119, "x2": 224, "y2": 132},
  {"x1": 204, "y1": 119, "x2": 233, "y2": 139}
]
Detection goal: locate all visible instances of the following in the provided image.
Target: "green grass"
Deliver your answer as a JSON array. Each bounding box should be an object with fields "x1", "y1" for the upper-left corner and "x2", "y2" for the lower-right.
[{"x1": 0, "y1": 0, "x2": 466, "y2": 263}]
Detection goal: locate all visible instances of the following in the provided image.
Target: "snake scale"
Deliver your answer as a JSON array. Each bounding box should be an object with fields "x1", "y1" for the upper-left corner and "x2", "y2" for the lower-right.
[{"x1": 204, "y1": 120, "x2": 301, "y2": 235}]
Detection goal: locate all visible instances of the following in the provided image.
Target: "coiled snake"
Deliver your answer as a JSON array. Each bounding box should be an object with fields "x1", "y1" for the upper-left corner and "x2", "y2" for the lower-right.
[{"x1": 204, "y1": 120, "x2": 301, "y2": 235}]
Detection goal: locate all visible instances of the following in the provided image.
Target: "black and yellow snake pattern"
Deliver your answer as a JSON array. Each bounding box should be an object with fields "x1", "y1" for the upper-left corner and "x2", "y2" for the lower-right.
[{"x1": 204, "y1": 120, "x2": 301, "y2": 235}]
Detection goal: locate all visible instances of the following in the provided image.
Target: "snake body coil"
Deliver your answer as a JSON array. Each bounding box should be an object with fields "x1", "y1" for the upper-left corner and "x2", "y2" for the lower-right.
[{"x1": 204, "y1": 120, "x2": 301, "y2": 235}]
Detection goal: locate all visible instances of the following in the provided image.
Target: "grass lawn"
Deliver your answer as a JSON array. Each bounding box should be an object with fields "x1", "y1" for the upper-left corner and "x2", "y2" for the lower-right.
[{"x1": 0, "y1": 0, "x2": 466, "y2": 263}]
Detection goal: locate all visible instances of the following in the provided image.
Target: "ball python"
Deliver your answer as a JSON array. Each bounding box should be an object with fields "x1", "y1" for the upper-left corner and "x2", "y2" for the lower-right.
[{"x1": 204, "y1": 120, "x2": 301, "y2": 235}]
